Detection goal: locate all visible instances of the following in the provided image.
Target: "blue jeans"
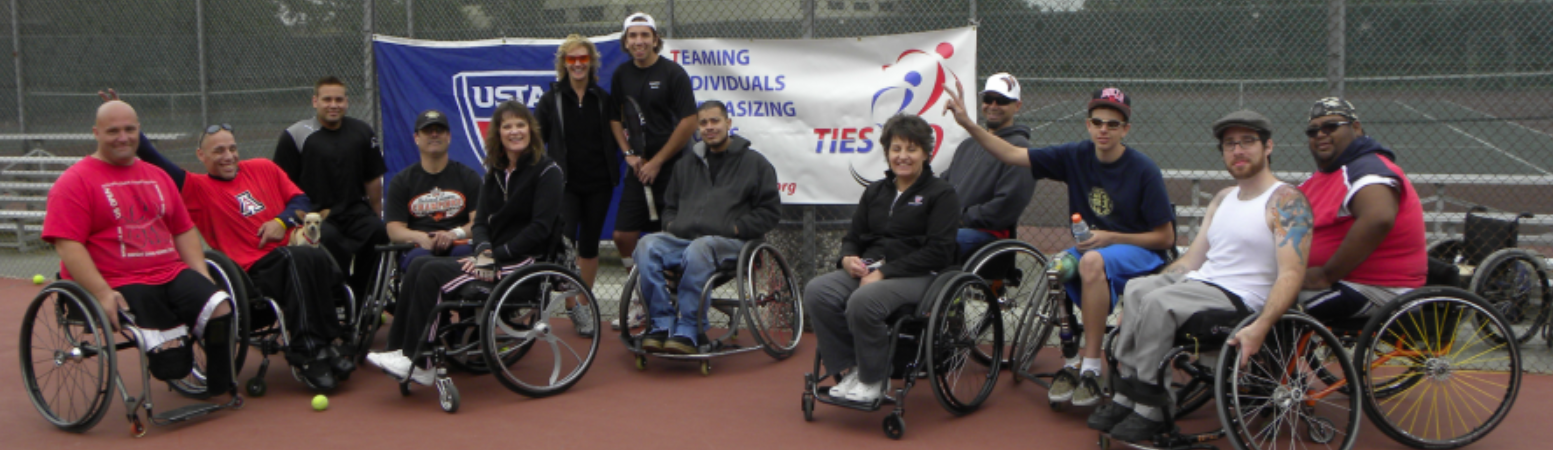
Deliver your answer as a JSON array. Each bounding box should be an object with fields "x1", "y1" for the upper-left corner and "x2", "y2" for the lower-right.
[
  {"x1": 633, "y1": 233, "x2": 745, "y2": 343},
  {"x1": 956, "y1": 228, "x2": 999, "y2": 261}
]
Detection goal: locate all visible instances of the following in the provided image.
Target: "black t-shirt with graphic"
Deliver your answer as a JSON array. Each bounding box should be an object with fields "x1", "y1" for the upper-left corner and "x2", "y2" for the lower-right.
[
  {"x1": 384, "y1": 161, "x2": 483, "y2": 233},
  {"x1": 610, "y1": 56, "x2": 697, "y2": 159}
]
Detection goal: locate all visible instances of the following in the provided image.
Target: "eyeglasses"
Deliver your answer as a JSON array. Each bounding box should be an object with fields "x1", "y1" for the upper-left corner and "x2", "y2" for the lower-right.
[
  {"x1": 1087, "y1": 118, "x2": 1127, "y2": 129},
  {"x1": 1221, "y1": 137, "x2": 1262, "y2": 151},
  {"x1": 982, "y1": 95, "x2": 1014, "y2": 106},
  {"x1": 565, "y1": 55, "x2": 591, "y2": 65},
  {"x1": 1304, "y1": 121, "x2": 1351, "y2": 138}
]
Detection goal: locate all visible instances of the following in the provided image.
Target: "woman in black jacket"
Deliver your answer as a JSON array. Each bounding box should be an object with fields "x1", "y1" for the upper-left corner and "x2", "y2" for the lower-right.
[
  {"x1": 367, "y1": 100, "x2": 564, "y2": 386},
  {"x1": 803, "y1": 114, "x2": 960, "y2": 403}
]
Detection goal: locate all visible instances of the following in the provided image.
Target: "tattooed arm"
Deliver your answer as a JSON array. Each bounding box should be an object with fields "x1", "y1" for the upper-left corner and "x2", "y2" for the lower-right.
[
  {"x1": 1303, "y1": 184, "x2": 1399, "y2": 289},
  {"x1": 1230, "y1": 184, "x2": 1313, "y2": 363},
  {"x1": 1161, "y1": 187, "x2": 1230, "y2": 276}
]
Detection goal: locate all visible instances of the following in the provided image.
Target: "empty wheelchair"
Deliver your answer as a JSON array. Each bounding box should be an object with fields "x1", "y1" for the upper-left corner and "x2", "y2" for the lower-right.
[
  {"x1": 801, "y1": 270, "x2": 1004, "y2": 440},
  {"x1": 1427, "y1": 207, "x2": 1549, "y2": 345},
  {"x1": 20, "y1": 262, "x2": 246, "y2": 437},
  {"x1": 616, "y1": 239, "x2": 803, "y2": 375},
  {"x1": 960, "y1": 238, "x2": 1049, "y2": 367}
]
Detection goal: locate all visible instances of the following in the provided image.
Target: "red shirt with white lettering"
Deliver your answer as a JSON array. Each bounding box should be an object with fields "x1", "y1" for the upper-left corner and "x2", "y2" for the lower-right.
[
  {"x1": 181, "y1": 159, "x2": 305, "y2": 269},
  {"x1": 43, "y1": 157, "x2": 195, "y2": 288}
]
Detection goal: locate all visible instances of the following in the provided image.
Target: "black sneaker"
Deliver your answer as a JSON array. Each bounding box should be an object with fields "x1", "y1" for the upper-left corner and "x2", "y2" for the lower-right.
[
  {"x1": 327, "y1": 346, "x2": 357, "y2": 381},
  {"x1": 663, "y1": 336, "x2": 697, "y2": 355},
  {"x1": 641, "y1": 331, "x2": 668, "y2": 353},
  {"x1": 1109, "y1": 412, "x2": 1168, "y2": 443},
  {"x1": 1088, "y1": 401, "x2": 1131, "y2": 432},
  {"x1": 299, "y1": 354, "x2": 339, "y2": 392}
]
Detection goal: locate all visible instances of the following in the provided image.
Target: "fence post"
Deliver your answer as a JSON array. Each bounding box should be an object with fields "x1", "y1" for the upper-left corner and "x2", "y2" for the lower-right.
[
  {"x1": 1325, "y1": 0, "x2": 1345, "y2": 98},
  {"x1": 665, "y1": 0, "x2": 674, "y2": 38},
  {"x1": 10, "y1": 0, "x2": 22, "y2": 134},
  {"x1": 969, "y1": 0, "x2": 977, "y2": 23},
  {"x1": 802, "y1": 0, "x2": 813, "y2": 39},
  {"x1": 802, "y1": 206, "x2": 816, "y2": 283},
  {"x1": 196, "y1": 0, "x2": 208, "y2": 128},
  {"x1": 406, "y1": 0, "x2": 414, "y2": 39},
  {"x1": 364, "y1": 0, "x2": 377, "y2": 131}
]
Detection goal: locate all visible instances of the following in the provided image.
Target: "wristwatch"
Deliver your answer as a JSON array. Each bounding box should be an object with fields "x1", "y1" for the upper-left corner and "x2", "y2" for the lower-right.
[{"x1": 624, "y1": 150, "x2": 638, "y2": 157}]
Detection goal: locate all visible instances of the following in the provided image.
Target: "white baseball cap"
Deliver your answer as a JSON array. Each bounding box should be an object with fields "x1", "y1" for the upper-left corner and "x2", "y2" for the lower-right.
[
  {"x1": 982, "y1": 72, "x2": 1020, "y2": 102},
  {"x1": 623, "y1": 12, "x2": 657, "y2": 32}
]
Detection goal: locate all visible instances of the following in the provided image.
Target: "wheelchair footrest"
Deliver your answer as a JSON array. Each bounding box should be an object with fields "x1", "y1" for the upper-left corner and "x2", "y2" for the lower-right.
[
  {"x1": 151, "y1": 402, "x2": 226, "y2": 424},
  {"x1": 813, "y1": 389, "x2": 892, "y2": 412}
]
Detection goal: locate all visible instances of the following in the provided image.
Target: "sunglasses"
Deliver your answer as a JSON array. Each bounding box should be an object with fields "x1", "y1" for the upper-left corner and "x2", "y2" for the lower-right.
[
  {"x1": 1087, "y1": 118, "x2": 1127, "y2": 129},
  {"x1": 982, "y1": 95, "x2": 1015, "y2": 106},
  {"x1": 565, "y1": 55, "x2": 592, "y2": 65},
  {"x1": 204, "y1": 123, "x2": 233, "y2": 135},
  {"x1": 1305, "y1": 121, "x2": 1352, "y2": 138}
]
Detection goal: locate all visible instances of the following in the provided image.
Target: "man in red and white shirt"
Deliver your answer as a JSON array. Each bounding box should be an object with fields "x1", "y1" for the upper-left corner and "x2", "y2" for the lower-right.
[
  {"x1": 1297, "y1": 97, "x2": 1427, "y2": 319},
  {"x1": 42, "y1": 100, "x2": 237, "y2": 398}
]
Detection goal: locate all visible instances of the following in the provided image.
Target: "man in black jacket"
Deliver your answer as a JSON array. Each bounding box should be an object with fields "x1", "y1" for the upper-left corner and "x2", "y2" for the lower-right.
[
  {"x1": 633, "y1": 101, "x2": 782, "y2": 354},
  {"x1": 940, "y1": 72, "x2": 1036, "y2": 257}
]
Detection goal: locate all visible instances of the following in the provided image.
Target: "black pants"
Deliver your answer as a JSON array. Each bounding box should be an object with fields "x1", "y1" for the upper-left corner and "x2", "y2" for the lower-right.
[
  {"x1": 321, "y1": 202, "x2": 389, "y2": 296},
  {"x1": 562, "y1": 189, "x2": 613, "y2": 259},
  {"x1": 247, "y1": 246, "x2": 348, "y2": 353},
  {"x1": 385, "y1": 255, "x2": 533, "y2": 365},
  {"x1": 118, "y1": 269, "x2": 234, "y2": 387}
]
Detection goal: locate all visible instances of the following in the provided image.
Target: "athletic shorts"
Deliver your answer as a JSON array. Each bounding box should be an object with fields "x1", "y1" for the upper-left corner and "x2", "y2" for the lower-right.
[{"x1": 1062, "y1": 244, "x2": 1167, "y2": 308}]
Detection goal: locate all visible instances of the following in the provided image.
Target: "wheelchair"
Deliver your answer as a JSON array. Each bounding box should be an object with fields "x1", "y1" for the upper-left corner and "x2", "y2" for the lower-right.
[
  {"x1": 366, "y1": 236, "x2": 600, "y2": 413},
  {"x1": 616, "y1": 239, "x2": 803, "y2": 375},
  {"x1": 960, "y1": 238, "x2": 1050, "y2": 367},
  {"x1": 1427, "y1": 206, "x2": 1550, "y2": 346},
  {"x1": 19, "y1": 259, "x2": 246, "y2": 437},
  {"x1": 801, "y1": 270, "x2": 1005, "y2": 440}
]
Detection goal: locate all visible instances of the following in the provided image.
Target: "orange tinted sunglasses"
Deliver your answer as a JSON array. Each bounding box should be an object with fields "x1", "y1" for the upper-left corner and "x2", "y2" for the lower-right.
[{"x1": 565, "y1": 55, "x2": 591, "y2": 65}]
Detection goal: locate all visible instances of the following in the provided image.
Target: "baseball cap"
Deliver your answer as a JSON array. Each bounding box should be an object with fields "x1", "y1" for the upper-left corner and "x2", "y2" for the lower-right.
[
  {"x1": 1309, "y1": 97, "x2": 1359, "y2": 121},
  {"x1": 415, "y1": 109, "x2": 449, "y2": 131},
  {"x1": 623, "y1": 12, "x2": 657, "y2": 32},
  {"x1": 1211, "y1": 110, "x2": 1274, "y2": 139},
  {"x1": 982, "y1": 73, "x2": 1020, "y2": 102},
  {"x1": 1087, "y1": 87, "x2": 1132, "y2": 121}
]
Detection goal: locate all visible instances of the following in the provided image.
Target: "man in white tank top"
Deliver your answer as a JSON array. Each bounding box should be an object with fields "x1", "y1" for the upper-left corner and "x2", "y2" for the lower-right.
[{"x1": 1089, "y1": 110, "x2": 1315, "y2": 443}]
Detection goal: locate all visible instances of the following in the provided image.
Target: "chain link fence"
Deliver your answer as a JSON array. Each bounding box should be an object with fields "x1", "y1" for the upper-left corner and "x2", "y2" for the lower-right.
[{"x1": 2, "y1": 1, "x2": 1550, "y2": 367}]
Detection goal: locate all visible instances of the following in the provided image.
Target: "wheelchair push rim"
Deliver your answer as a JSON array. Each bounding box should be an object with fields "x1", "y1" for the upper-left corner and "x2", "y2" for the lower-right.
[
  {"x1": 739, "y1": 242, "x2": 804, "y2": 359},
  {"x1": 481, "y1": 264, "x2": 601, "y2": 398},
  {"x1": 1468, "y1": 249, "x2": 1549, "y2": 345},
  {"x1": 20, "y1": 281, "x2": 118, "y2": 432},
  {"x1": 926, "y1": 273, "x2": 1004, "y2": 415},
  {"x1": 1216, "y1": 313, "x2": 1362, "y2": 450}
]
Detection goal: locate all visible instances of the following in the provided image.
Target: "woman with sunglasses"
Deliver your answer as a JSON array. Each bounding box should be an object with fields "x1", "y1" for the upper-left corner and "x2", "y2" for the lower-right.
[
  {"x1": 944, "y1": 85, "x2": 1175, "y2": 408},
  {"x1": 534, "y1": 34, "x2": 624, "y2": 338}
]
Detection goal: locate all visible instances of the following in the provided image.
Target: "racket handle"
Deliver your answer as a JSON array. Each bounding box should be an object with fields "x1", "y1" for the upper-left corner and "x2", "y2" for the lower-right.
[{"x1": 645, "y1": 187, "x2": 659, "y2": 222}]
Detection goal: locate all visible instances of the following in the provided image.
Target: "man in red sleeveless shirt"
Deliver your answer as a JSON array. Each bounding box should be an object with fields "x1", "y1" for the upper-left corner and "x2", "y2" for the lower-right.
[{"x1": 1297, "y1": 98, "x2": 1427, "y2": 320}]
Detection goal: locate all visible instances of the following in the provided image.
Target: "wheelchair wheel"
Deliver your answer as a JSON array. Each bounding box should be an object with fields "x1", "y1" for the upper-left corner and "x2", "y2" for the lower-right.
[
  {"x1": 1468, "y1": 248, "x2": 1549, "y2": 345},
  {"x1": 1217, "y1": 313, "x2": 1361, "y2": 450},
  {"x1": 1354, "y1": 287, "x2": 1521, "y2": 449},
  {"x1": 1008, "y1": 279, "x2": 1057, "y2": 381},
  {"x1": 926, "y1": 273, "x2": 1003, "y2": 415},
  {"x1": 739, "y1": 242, "x2": 803, "y2": 359},
  {"x1": 20, "y1": 281, "x2": 117, "y2": 432},
  {"x1": 617, "y1": 265, "x2": 649, "y2": 349},
  {"x1": 481, "y1": 264, "x2": 600, "y2": 398},
  {"x1": 1427, "y1": 239, "x2": 1463, "y2": 263},
  {"x1": 169, "y1": 250, "x2": 251, "y2": 398},
  {"x1": 963, "y1": 240, "x2": 1047, "y2": 366}
]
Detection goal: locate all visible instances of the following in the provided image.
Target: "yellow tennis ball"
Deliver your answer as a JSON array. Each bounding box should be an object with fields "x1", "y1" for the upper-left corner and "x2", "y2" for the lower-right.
[
  {"x1": 312, "y1": 394, "x2": 329, "y2": 411},
  {"x1": 381, "y1": 312, "x2": 391, "y2": 323},
  {"x1": 33, "y1": 274, "x2": 46, "y2": 285}
]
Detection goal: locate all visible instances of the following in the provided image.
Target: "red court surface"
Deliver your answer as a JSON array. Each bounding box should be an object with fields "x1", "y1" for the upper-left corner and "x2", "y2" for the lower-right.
[{"x1": 3, "y1": 276, "x2": 1550, "y2": 449}]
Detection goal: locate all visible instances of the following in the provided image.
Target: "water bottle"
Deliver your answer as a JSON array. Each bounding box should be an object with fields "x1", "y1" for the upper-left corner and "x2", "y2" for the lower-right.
[{"x1": 1070, "y1": 213, "x2": 1093, "y2": 243}]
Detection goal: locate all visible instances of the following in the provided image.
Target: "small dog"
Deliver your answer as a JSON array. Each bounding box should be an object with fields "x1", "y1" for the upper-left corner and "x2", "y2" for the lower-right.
[{"x1": 290, "y1": 212, "x2": 322, "y2": 247}]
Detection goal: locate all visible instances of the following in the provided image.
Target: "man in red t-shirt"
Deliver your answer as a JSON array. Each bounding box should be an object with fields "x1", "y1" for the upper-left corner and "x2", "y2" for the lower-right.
[
  {"x1": 130, "y1": 113, "x2": 357, "y2": 391},
  {"x1": 1297, "y1": 98, "x2": 1427, "y2": 320},
  {"x1": 41, "y1": 101, "x2": 237, "y2": 399}
]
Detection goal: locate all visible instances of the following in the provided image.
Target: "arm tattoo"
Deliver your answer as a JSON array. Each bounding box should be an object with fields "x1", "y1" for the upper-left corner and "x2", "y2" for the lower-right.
[{"x1": 1271, "y1": 186, "x2": 1313, "y2": 260}]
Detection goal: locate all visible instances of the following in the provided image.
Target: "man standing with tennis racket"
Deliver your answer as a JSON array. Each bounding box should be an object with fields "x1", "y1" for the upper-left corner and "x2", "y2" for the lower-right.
[{"x1": 609, "y1": 12, "x2": 699, "y2": 330}]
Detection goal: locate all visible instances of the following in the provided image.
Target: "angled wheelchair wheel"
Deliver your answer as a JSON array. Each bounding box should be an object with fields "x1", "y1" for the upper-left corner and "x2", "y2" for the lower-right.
[
  {"x1": 1008, "y1": 277, "x2": 1057, "y2": 382},
  {"x1": 20, "y1": 281, "x2": 117, "y2": 432},
  {"x1": 963, "y1": 240, "x2": 1047, "y2": 366},
  {"x1": 169, "y1": 250, "x2": 251, "y2": 398},
  {"x1": 926, "y1": 273, "x2": 1003, "y2": 415},
  {"x1": 1217, "y1": 313, "x2": 1361, "y2": 450},
  {"x1": 1427, "y1": 239, "x2": 1464, "y2": 264},
  {"x1": 1468, "y1": 248, "x2": 1549, "y2": 345},
  {"x1": 481, "y1": 264, "x2": 600, "y2": 398},
  {"x1": 739, "y1": 242, "x2": 803, "y2": 359},
  {"x1": 1355, "y1": 287, "x2": 1521, "y2": 449},
  {"x1": 617, "y1": 265, "x2": 649, "y2": 351}
]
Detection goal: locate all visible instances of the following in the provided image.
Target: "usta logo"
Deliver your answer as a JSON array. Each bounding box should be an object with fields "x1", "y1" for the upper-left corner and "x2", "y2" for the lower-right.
[{"x1": 451, "y1": 70, "x2": 551, "y2": 164}]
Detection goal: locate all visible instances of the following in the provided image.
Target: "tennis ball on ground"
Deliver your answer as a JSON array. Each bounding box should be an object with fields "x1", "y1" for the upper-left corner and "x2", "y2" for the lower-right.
[
  {"x1": 312, "y1": 394, "x2": 329, "y2": 411},
  {"x1": 33, "y1": 274, "x2": 45, "y2": 285},
  {"x1": 381, "y1": 311, "x2": 391, "y2": 323}
]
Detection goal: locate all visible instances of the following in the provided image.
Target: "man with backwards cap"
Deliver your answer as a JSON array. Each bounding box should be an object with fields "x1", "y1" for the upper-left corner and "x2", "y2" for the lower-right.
[
  {"x1": 383, "y1": 109, "x2": 482, "y2": 270},
  {"x1": 939, "y1": 72, "x2": 1037, "y2": 258},
  {"x1": 608, "y1": 11, "x2": 699, "y2": 330},
  {"x1": 944, "y1": 85, "x2": 1175, "y2": 409},
  {"x1": 1296, "y1": 98, "x2": 1426, "y2": 320},
  {"x1": 1088, "y1": 110, "x2": 1313, "y2": 442}
]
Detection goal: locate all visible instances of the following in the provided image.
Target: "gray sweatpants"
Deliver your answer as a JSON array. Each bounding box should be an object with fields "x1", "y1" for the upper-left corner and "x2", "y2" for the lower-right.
[
  {"x1": 803, "y1": 270, "x2": 935, "y2": 384},
  {"x1": 1114, "y1": 273, "x2": 1243, "y2": 386}
]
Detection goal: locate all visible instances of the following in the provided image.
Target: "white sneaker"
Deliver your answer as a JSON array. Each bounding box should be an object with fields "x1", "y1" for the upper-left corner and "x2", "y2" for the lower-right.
[
  {"x1": 829, "y1": 367, "x2": 860, "y2": 397},
  {"x1": 610, "y1": 299, "x2": 646, "y2": 330},
  {"x1": 846, "y1": 380, "x2": 885, "y2": 403},
  {"x1": 407, "y1": 365, "x2": 435, "y2": 386},
  {"x1": 369, "y1": 351, "x2": 412, "y2": 380}
]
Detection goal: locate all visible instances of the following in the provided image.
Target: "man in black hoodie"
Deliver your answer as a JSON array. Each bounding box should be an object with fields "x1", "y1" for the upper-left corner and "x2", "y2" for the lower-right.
[
  {"x1": 633, "y1": 101, "x2": 782, "y2": 355},
  {"x1": 940, "y1": 72, "x2": 1037, "y2": 257}
]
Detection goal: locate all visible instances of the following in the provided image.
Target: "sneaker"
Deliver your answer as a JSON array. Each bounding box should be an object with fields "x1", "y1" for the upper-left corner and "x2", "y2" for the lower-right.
[
  {"x1": 1072, "y1": 370, "x2": 1103, "y2": 407},
  {"x1": 1088, "y1": 401, "x2": 1132, "y2": 432},
  {"x1": 640, "y1": 331, "x2": 668, "y2": 353},
  {"x1": 299, "y1": 352, "x2": 339, "y2": 392},
  {"x1": 568, "y1": 305, "x2": 596, "y2": 338},
  {"x1": 1048, "y1": 366, "x2": 1080, "y2": 403},
  {"x1": 663, "y1": 335, "x2": 697, "y2": 355},
  {"x1": 845, "y1": 380, "x2": 885, "y2": 403},
  {"x1": 829, "y1": 367, "x2": 860, "y2": 397},
  {"x1": 327, "y1": 346, "x2": 356, "y2": 381},
  {"x1": 369, "y1": 350, "x2": 412, "y2": 380},
  {"x1": 611, "y1": 300, "x2": 646, "y2": 330},
  {"x1": 406, "y1": 365, "x2": 435, "y2": 386},
  {"x1": 1108, "y1": 412, "x2": 1168, "y2": 443}
]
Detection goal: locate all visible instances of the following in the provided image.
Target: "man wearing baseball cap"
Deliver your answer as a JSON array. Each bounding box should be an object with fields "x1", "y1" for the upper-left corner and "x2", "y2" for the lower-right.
[
  {"x1": 1296, "y1": 98, "x2": 1426, "y2": 320},
  {"x1": 940, "y1": 72, "x2": 1037, "y2": 258},
  {"x1": 384, "y1": 109, "x2": 483, "y2": 270},
  {"x1": 944, "y1": 85, "x2": 1174, "y2": 408},
  {"x1": 1091, "y1": 110, "x2": 1312, "y2": 442}
]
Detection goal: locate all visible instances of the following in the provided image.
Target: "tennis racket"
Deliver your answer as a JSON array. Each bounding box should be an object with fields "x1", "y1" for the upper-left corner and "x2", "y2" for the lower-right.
[{"x1": 621, "y1": 96, "x2": 658, "y2": 222}]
